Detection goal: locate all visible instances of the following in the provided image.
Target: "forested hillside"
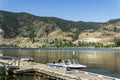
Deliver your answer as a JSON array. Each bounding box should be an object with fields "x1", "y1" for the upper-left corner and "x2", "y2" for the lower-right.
[{"x1": 0, "y1": 11, "x2": 120, "y2": 48}]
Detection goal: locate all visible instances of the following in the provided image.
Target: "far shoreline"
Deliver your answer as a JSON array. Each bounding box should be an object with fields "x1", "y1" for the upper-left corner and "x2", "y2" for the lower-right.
[{"x1": 0, "y1": 47, "x2": 119, "y2": 51}]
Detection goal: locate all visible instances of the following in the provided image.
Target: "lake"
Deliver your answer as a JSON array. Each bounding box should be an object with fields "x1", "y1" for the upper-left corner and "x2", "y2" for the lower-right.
[{"x1": 0, "y1": 48, "x2": 120, "y2": 80}]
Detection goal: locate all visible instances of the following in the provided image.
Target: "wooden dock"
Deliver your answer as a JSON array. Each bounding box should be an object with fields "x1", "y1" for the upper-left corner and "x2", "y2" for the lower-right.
[{"x1": 0, "y1": 58, "x2": 120, "y2": 80}]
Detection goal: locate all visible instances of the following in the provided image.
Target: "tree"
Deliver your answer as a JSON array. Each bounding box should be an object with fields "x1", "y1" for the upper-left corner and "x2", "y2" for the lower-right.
[
  {"x1": 29, "y1": 27, "x2": 36, "y2": 43},
  {"x1": 114, "y1": 38, "x2": 120, "y2": 47}
]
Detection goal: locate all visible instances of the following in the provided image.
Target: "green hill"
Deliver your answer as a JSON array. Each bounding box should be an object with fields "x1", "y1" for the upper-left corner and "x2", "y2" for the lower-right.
[{"x1": 0, "y1": 10, "x2": 120, "y2": 48}]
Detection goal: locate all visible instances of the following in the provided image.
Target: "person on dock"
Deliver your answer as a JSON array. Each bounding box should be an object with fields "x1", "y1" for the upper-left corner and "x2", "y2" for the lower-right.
[
  {"x1": 53, "y1": 61, "x2": 55, "y2": 64},
  {"x1": 58, "y1": 59, "x2": 62, "y2": 63}
]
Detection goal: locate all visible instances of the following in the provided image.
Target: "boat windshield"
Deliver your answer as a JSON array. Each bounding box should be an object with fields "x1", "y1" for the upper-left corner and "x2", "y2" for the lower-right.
[
  {"x1": 71, "y1": 59, "x2": 79, "y2": 64},
  {"x1": 59, "y1": 59, "x2": 80, "y2": 65},
  {"x1": 62, "y1": 60, "x2": 71, "y2": 65}
]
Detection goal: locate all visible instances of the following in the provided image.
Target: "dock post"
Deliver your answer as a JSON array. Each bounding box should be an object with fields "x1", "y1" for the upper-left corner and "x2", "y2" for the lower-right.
[
  {"x1": 4, "y1": 65, "x2": 8, "y2": 75},
  {"x1": 0, "y1": 66, "x2": 7, "y2": 75},
  {"x1": 18, "y1": 58, "x2": 21, "y2": 68}
]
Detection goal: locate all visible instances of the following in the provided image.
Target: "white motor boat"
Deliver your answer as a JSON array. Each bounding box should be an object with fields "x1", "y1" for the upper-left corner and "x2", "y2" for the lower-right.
[
  {"x1": 21, "y1": 57, "x2": 34, "y2": 61},
  {"x1": 47, "y1": 59, "x2": 87, "y2": 69}
]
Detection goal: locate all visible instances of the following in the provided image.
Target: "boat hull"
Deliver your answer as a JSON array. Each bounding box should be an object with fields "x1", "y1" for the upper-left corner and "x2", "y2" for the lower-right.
[{"x1": 47, "y1": 63, "x2": 86, "y2": 70}]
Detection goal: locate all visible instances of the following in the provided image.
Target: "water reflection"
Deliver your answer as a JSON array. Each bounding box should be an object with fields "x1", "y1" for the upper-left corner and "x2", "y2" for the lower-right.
[{"x1": 0, "y1": 48, "x2": 120, "y2": 78}]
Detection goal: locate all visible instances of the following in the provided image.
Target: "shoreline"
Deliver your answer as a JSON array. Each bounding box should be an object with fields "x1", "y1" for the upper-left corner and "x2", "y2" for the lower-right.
[{"x1": 0, "y1": 47, "x2": 120, "y2": 50}]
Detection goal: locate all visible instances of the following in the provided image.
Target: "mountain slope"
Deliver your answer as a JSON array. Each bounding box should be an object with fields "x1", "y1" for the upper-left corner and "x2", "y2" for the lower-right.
[
  {"x1": 78, "y1": 19, "x2": 120, "y2": 45},
  {"x1": 0, "y1": 10, "x2": 120, "y2": 47},
  {"x1": 0, "y1": 11, "x2": 101, "y2": 38}
]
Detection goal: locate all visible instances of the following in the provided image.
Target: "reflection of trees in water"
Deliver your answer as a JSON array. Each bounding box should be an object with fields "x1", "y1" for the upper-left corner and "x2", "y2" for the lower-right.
[
  {"x1": 1, "y1": 49, "x2": 120, "y2": 75},
  {"x1": 113, "y1": 53, "x2": 120, "y2": 74},
  {"x1": 77, "y1": 50, "x2": 120, "y2": 74}
]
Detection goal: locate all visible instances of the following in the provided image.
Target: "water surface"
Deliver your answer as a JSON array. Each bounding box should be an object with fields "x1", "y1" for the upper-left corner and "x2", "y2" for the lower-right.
[{"x1": 0, "y1": 48, "x2": 120, "y2": 79}]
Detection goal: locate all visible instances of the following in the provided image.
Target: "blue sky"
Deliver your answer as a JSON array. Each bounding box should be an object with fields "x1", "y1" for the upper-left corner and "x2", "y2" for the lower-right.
[{"x1": 0, "y1": 0, "x2": 120, "y2": 22}]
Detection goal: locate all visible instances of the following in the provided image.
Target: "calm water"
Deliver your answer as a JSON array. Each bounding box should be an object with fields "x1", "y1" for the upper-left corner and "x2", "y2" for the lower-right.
[{"x1": 0, "y1": 48, "x2": 120, "y2": 80}]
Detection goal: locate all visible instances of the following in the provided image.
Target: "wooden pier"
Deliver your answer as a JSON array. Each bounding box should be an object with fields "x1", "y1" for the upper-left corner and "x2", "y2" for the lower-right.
[{"x1": 0, "y1": 58, "x2": 120, "y2": 80}]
